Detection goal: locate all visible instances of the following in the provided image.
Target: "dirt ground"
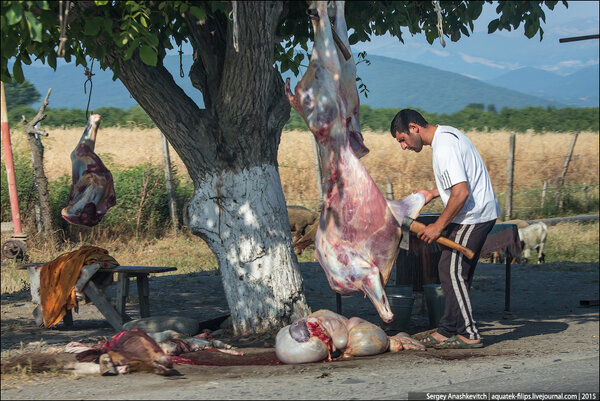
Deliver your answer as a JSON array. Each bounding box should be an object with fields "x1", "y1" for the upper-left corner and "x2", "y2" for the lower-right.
[{"x1": 1, "y1": 261, "x2": 599, "y2": 399}]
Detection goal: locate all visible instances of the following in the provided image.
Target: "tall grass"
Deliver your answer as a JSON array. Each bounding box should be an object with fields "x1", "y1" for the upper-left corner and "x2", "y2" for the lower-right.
[{"x1": 1, "y1": 127, "x2": 598, "y2": 294}]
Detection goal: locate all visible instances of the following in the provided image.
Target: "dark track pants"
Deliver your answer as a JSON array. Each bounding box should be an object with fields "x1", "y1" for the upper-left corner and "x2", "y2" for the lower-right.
[{"x1": 437, "y1": 219, "x2": 496, "y2": 340}]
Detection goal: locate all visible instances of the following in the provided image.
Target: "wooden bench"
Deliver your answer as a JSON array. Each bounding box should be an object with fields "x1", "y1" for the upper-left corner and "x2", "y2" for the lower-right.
[{"x1": 20, "y1": 264, "x2": 177, "y2": 331}]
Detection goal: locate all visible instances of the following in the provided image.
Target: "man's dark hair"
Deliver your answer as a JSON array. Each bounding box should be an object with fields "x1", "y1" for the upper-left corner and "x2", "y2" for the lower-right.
[{"x1": 390, "y1": 109, "x2": 429, "y2": 138}]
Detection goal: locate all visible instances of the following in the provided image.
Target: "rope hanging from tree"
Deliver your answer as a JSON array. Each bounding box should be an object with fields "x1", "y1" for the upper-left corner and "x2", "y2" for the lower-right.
[
  {"x1": 83, "y1": 59, "x2": 95, "y2": 119},
  {"x1": 432, "y1": 0, "x2": 446, "y2": 48},
  {"x1": 231, "y1": 2, "x2": 239, "y2": 52},
  {"x1": 57, "y1": 1, "x2": 71, "y2": 57},
  {"x1": 179, "y1": 44, "x2": 184, "y2": 78}
]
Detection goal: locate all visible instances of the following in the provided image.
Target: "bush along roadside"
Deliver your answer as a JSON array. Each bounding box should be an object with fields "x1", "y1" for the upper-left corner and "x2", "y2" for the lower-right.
[{"x1": 2, "y1": 159, "x2": 193, "y2": 241}]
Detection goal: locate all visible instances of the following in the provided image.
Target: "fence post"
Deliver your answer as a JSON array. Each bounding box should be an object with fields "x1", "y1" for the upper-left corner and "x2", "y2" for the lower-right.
[
  {"x1": 161, "y1": 133, "x2": 178, "y2": 231},
  {"x1": 504, "y1": 133, "x2": 515, "y2": 220},
  {"x1": 386, "y1": 177, "x2": 394, "y2": 199},
  {"x1": 554, "y1": 132, "x2": 578, "y2": 211},
  {"x1": 540, "y1": 180, "x2": 548, "y2": 209},
  {"x1": 311, "y1": 136, "x2": 324, "y2": 204}
]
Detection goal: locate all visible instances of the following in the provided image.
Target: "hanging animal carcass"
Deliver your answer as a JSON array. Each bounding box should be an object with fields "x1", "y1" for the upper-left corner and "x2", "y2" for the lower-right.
[{"x1": 285, "y1": 1, "x2": 425, "y2": 323}]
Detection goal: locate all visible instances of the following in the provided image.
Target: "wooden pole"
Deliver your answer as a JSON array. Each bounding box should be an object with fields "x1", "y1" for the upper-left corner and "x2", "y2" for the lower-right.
[
  {"x1": 311, "y1": 136, "x2": 324, "y2": 204},
  {"x1": 386, "y1": 177, "x2": 394, "y2": 199},
  {"x1": 504, "y1": 134, "x2": 515, "y2": 220},
  {"x1": 161, "y1": 133, "x2": 178, "y2": 231},
  {"x1": 540, "y1": 180, "x2": 548, "y2": 209},
  {"x1": 1, "y1": 82, "x2": 22, "y2": 234},
  {"x1": 554, "y1": 132, "x2": 579, "y2": 211}
]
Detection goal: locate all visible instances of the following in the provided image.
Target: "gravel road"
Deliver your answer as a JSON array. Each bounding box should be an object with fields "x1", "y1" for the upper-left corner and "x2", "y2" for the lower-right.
[{"x1": 1, "y1": 261, "x2": 598, "y2": 399}]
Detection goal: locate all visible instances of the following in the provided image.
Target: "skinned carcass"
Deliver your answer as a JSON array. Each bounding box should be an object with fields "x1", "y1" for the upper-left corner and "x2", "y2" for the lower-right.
[
  {"x1": 61, "y1": 114, "x2": 116, "y2": 226},
  {"x1": 285, "y1": 1, "x2": 424, "y2": 322},
  {"x1": 275, "y1": 309, "x2": 424, "y2": 364}
]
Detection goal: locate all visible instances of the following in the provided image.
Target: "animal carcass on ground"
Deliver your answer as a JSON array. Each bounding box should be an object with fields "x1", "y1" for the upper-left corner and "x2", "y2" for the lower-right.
[
  {"x1": 275, "y1": 309, "x2": 425, "y2": 364},
  {"x1": 285, "y1": 1, "x2": 425, "y2": 323},
  {"x1": 518, "y1": 221, "x2": 548, "y2": 264}
]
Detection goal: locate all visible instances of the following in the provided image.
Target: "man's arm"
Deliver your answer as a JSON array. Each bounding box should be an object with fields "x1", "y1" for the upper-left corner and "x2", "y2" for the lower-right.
[{"x1": 417, "y1": 181, "x2": 469, "y2": 244}]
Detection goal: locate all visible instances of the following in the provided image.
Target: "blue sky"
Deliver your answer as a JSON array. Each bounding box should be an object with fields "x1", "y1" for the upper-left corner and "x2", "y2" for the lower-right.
[
  {"x1": 351, "y1": 1, "x2": 599, "y2": 80},
  {"x1": 167, "y1": 1, "x2": 599, "y2": 81}
]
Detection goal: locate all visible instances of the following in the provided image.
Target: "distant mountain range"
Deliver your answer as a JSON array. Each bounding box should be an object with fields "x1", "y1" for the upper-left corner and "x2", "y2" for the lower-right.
[
  {"x1": 12, "y1": 53, "x2": 598, "y2": 115},
  {"x1": 484, "y1": 65, "x2": 599, "y2": 108}
]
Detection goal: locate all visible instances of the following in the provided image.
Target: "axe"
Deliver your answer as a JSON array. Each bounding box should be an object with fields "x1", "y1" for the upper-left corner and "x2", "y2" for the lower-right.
[{"x1": 399, "y1": 216, "x2": 475, "y2": 260}]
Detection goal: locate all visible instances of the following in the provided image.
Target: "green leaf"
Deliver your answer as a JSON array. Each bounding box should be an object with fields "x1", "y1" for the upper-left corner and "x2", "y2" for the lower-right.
[
  {"x1": 488, "y1": 19, "x2": 500, "y2": 34},
  {"x1": 95, "y1": 0, "x2": 109, "y2": 5},
  {"x1": 1, "y1": 70, "x2": 12, "y2": 83},
  {"x1": 5, "y1": 3, "x2": 23, "y2": 25},
  {"x1": 13, "y1": 60, "x2": 24, "y2": 83},
  {"x1": 124, "y1": 39, "x2": 140, "y2": 60},
  {"x1": 145, "y1": 34, "x2": 159, "y2": 47},
  {"x1": 103, "y1": 19, "x2": 113, "y2": 33},
  {"x1": 189, "y1": 6, "x2": 206, "y2": 20},
  {"x1": 47, "y1": 51, "x2": 57, "y2": 69},
  {"x1": 139, "y1": 45, "x2": 157, "y2": 66},
  {"x1": 24, "y1": 11, "x2": 42, "y2": 42},
  {"x1": 37, "y1": 1, "x2": 50, "y2": 10},
  {"x1": 116, "y1": 33, "x2": 129, "y2": 48},
  {"x1": 524, "y1": 20, "x2": 538, "y2": 39},
  {"x1": 84, "y1": 17, "x2": 103, "y2": 36}
]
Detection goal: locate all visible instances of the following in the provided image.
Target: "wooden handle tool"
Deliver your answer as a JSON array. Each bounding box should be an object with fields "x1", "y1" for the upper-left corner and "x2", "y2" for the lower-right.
[{"x1": 407, "y1": 219, "x2": 475, "y2": 260}]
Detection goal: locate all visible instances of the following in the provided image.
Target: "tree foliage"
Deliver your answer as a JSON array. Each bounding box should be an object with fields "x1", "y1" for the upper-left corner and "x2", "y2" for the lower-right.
[{"x1": 1, "y1": 1, "x2": 566, "y2": 83}]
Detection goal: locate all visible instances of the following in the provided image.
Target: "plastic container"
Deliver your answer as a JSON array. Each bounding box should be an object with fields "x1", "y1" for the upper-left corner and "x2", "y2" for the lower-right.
[
  {"x1": 382, "y1": 290, "x2": 415, "y2": 332},
  {"x1": 423, "y1": 284, "x2": 446, "y2": 328}
]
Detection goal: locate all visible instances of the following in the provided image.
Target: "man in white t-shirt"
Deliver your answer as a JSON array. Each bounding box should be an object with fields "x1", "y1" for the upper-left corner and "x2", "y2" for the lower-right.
[{"x1": 390, "y1": 109, "x2": 500, "y2": 349}]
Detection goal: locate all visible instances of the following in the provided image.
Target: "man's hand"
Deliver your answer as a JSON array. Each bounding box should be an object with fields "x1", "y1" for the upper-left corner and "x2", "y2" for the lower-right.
[
  {"x1": 413, "y1": 188, "x2": 439, "y2": 205},
  {"x1": 417, "y1": 222, "x2": 444, "y2": 244}
]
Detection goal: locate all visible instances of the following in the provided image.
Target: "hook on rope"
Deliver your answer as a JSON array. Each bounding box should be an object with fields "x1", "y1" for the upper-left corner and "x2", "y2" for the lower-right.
[{"x1": 83, "y1": 59, "x2": 95, "y2": 119}]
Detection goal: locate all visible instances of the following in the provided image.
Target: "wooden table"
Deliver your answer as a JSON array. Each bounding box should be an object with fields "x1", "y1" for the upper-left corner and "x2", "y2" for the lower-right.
[
  {"x1": 110, "y1": 266, "x2": 177, "y2": 321},
  {"x1": 20, "y1": 263, "x2": 177, "y2": 331},
  {"x1": 85, "y1": 265, "x2": 177, "y2": 331},
  {"x1": 479, "y1": 224, "x2": 522, "y2": 313}
]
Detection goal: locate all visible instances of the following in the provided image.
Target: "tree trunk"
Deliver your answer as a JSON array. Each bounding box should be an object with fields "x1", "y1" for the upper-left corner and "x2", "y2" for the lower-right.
[
  {"x1": 185, "y1": 165, "x2": 310, "y2": 334},
  {"x1": 25, "y1": 133, "x2": 54, "y2": 236},
  {"x1": 21, "y1": 89, "x2": 56, "y2": 242},
  {"x1": 110, "y1": 2, "x2": 311, "y2": 334}
]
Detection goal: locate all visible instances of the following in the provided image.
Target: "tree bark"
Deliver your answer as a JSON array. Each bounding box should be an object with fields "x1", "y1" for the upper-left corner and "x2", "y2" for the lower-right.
[
  {"x1": 22, "y1": 89, "x2": 56, "y2": 241},
  {"x1": 185, "y1": 165, "x2": 310, "y2": 334},
  {"x1": 107, "y1": 2, "x2": 310, "y2": 334}
]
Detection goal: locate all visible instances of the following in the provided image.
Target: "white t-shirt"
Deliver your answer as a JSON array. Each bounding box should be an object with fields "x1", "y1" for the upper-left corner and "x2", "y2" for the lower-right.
[{"x1": 431, "y1": 125, "x2": 500, "y2": 224}]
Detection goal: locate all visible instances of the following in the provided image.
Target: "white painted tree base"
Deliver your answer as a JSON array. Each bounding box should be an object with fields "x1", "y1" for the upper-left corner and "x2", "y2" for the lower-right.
[{"x1": 185, "y1": 164, "x2": 311, "y2": 334}]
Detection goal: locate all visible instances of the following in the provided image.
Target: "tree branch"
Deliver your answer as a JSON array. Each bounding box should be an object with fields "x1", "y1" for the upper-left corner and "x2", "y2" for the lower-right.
[
  {"x1": 22, "y1": 88, "x2": 52, "y2": 137},
  {"x1": 185, "y1": 13, "x2": 228, "y2": 110}
]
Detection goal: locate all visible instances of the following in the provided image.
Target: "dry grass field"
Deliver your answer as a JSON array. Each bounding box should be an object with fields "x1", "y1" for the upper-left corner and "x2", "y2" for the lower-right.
[
  {"x1": 1, "y1": 126, "x2": 598, "y2": 293},
  {"x1": 8, "y1": 126, "x2": 600, "y2": 213}
]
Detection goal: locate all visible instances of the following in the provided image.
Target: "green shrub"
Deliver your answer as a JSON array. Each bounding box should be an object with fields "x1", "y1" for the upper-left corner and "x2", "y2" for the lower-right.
[{"x1": 0, "y1": 150, "x2": 36, "y2": 223}]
